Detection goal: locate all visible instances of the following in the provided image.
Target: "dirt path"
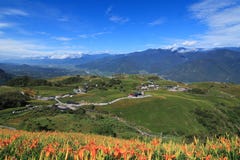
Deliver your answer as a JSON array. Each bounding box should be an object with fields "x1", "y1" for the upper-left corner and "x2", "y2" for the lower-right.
[
  {"x1": 55, "y1": 95, "x2": 152, "y2": 109},
  {"x1": 55, "y1": 95, "x2": 162, "y2": 137},
  {"x1": 0, "y1": 125, "x2": 16, "y2": 130},
  {"x1": 78, "y1": 106, "x2": 161, "y2": 137},
  {"x1": 112, "y1": 116, "x2": 160, "y2": 137}
]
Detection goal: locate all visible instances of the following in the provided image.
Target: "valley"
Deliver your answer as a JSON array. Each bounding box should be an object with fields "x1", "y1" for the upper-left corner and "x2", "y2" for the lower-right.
[{"x1": 1, "y1": 74, "x2": 240, "y2": 140}]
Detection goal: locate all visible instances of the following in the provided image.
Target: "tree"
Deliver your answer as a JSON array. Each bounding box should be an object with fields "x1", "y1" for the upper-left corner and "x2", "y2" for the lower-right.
[{"x1": 0, "y1": 91, "x2": 30, "y2": 109}]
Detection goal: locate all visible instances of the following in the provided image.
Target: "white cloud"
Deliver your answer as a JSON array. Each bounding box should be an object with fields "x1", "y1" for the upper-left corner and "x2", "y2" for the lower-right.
[
  {"x1": 48, "y1": 53, "x2": 83, "y2": 59},
  {"x1": 0, "y1": 8, "x2": 28, "y2": 16},
  {"x1": 109, "y1": 15, "x2": 129, "y2": 24},
  {"x1": 0, "y1": 22, "x2": 12, "y2": 28},
  {"x1": 148, "y1": 18, "x2": 164, "y2": 26},
  {"x1": 182, "y1": 40, "x2": 197, "y2": 46},
  {"x1": 105, "y1": 6, "x2": 113, "y2": 15},
  {"x1": 53, "y1": 36, "x2": 72, "y2": 41},
  {"x1": 105, "y1": 6, "x2": 129, "y2": 24},
  {"x1": 78, "y1": 34, "x2": 88, "y2": 38},
  {"x1": 163, "y1": 43, "x2": 178, "y2": 50},
  {"x1": 190, "y1": 0, "x2": 235, "y2": 19},
  {"x1": 0, "y1": 39, "x2": 51, "y2": 57},
  {"x1": 78, "y1": 31, "x2": 110, "y2": 38},
  {"x1": 189, "y1": 0, "x2": 240, "y2": 48},
  {"x1": 162, "y1": 42, "x2": 199, "y2": 53},
  {"x1": 0, "y1": 38, "x2": 86, "y2": 58}
]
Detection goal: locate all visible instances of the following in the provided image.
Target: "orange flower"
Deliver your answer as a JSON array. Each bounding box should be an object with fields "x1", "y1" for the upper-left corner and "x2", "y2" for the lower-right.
[
  {"x1": 151, "y1": 138, "x2": 160, "y2": 147},
  {"x1": 114, "y1": 147, "x2": 121, "y2": 158},
  {"x1": 30, "y1": 139, "x2": 38, "y2": 149},
  {"x1": 137, "y1": 154, "x2": 147, "y2": 160},
  {"x1": 128, "y1": 149, "x2": 135, "y2": 157},
  {"x1": 102, "y1": 146, "x2": 110, "y2": 154},
  {"x1": 43, "y1": 144, "x2": 56, "y2": 157},
  {"x1": 211, "y1": 144, "x2": 217, "y2": 150},
  {"x1": 205, "y1": 155, "x2": 211, "y2": 160},
  {"x1": 78, "y1": 148, "x2": 85, "y2": 159},
  {"x1": 164, "y1": 154, "x2": 176, "y2": 160}
]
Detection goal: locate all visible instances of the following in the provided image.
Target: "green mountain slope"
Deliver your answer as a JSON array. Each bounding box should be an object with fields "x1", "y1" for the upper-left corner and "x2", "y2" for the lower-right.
[
  {"x1": 0, "y1": 68, "x2": 12, "y2": 84},
  {"x1": 0, "y1": 75, "x2": 240, "y2": 138},
  {"x1": 76, "y1": 48, "x2": 240, "y2": 83},
  {"x1": 165, "y1": 49, "x2": 240, "y2": 83},
  {"x1": 97, "y1": 85, "x2": 240, "y2": 136}
]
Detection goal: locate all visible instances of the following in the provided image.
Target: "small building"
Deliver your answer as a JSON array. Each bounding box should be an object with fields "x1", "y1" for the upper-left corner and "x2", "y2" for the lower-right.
[
  {"x1": 168, "y1": 85, "x2": 188, "y2": 92},
  {"x1": 139, "y1": 84, "x2": 159, "y2": 91},
  {"x1": 141, "y1": 86, "x2": 148, "y2": 90},
  {"x1": 73, "y1": 88, "x2": 86, "y2": 94},
  {"x1": 128, "y1": 91, "x2": 144, "y2": 97}
]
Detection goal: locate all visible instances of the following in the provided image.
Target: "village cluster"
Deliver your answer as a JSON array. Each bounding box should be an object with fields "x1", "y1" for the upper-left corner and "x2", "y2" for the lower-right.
[
  {"x1": 32, "y1": 80, "x2": 189, "y2": 111},
  {"x1": 129, "y1": 81, "x2": 188, "y2": 98}
]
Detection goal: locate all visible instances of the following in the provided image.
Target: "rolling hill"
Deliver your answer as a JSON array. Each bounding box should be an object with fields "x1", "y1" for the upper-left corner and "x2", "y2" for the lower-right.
[
  {"x1": 76, "y1": 48, "x2": 240, "y2": 83},
  {"x1": 1, "y1": 75, "x2": 240, "y2": 138},
  {"x1": 1, "y1": 47, "x2": 240, "y2": 83},
  {"x1": 165, "y1": 49, "x2": 240, "y2": 83}
]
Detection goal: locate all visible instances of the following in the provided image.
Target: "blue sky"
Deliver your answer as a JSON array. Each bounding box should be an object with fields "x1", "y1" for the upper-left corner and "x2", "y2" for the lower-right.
[{"x1": 0, "y1": 0, "x2": 240, "y2": 58}]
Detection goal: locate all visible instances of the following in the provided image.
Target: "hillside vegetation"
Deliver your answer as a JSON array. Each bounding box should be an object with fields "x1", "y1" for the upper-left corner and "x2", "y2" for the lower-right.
[
  {"x1": 0, "y1": 74, "x2": 240, "y2": 139},
  {"x1": 76, "y1": 48, "x2": 240, "y2": 83},
  {"x1": 0, "y1": 69, "x2": 12, "y2": 85}
]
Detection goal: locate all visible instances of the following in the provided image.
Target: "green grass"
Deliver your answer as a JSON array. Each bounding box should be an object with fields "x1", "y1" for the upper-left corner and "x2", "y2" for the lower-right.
[
  {"x1": 96, "y1": 82, "x2": 240, "y2": 136},
  {"x1": 47, "y1": 76, "x2": 72, "y2": 82},
  {"x1": 61, "y1": 89, "x2": 128, "y2": 103},
  {"x1": 0, "y1": 86, "x2": 20, "y2": 93},
  {"x1": 31, "y1": 86, "x2": 73, "y2": 96},
  {"x1": 97, "y1": 95, "x2": 210, "y2": 135},
  {"x1": 0, "y1": 105, "x2": 139, "y2": 138},
  {"x1": 1, "y1": 75, "x2": 240, "y2": 139}
]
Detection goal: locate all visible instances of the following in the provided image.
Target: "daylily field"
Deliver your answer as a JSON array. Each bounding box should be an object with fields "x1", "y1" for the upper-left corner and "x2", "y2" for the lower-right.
[{"x1": 0, "y1": 129, "x2": 240, "y2": 160}]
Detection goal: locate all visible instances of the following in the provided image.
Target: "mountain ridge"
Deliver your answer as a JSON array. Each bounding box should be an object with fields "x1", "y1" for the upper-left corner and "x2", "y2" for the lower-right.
[
  {"x1": 1, "y1": 47, "x2": 240, "y2": 83},
  {"x1": 76, "y1": 47, "x2": 240, "y2": 83}
]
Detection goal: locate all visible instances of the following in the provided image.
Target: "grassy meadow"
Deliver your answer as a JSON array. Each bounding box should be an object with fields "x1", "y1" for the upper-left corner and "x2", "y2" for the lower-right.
[{"x1": 1, "y1": 74, "x2": 240, "y2": 139}]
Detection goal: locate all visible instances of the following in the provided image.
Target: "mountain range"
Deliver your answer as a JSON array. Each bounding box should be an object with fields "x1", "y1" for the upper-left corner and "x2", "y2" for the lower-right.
[
  {"x1": 0, "y1": 63, "x2": 86, "y2": 79},
  {"x1": 0, "y1": 47, "x2": 240, "y2": 83},
  {"x1": 76, "y1": 47, "x2": 240, "y2": 83},
  {"x1": 0, "y1": 69, "x2": 12, "y2": 84}
]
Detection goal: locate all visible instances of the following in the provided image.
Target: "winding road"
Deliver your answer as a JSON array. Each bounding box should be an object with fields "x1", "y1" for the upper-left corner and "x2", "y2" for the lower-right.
[
  {"x1": 54, "y1": 94, "x2": 162, "y2": 137},
  {"x1": 55, "y1": 94, "x2": 152, "y2": 110}
]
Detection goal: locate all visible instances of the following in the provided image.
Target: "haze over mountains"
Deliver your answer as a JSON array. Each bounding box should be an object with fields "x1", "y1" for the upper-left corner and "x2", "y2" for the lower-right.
[
  {"x1": 1, "y1": 47, "x2": 240, "y2": 83},
  {"x1": 75, "y1": 47, "x2": 240, "y2": 83}
]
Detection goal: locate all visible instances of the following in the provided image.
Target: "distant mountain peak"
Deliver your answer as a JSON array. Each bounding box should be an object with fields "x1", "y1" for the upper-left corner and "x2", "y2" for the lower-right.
[
  {"x1": 170, "y1": 47, "x2": 200, "y2": 53},
  {"x1": 47, "y1": 53, "x2": 83, "y2": 59}
]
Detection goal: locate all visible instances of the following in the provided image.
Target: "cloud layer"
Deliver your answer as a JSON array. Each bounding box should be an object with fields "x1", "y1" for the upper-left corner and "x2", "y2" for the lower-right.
[
  {"x1": 148, "y1": 18, "x2": 164, "y2": 26},
  {"x1": 190, "y1": 0, "x2": 240, "y2": 47},
  {"x1": 0, "y1": 8, "x2": 28, "y2": 16},
  {"x1": 106, "y1": 6, "x2": 129, "y2": 24},
  {"x1": 53, "y1": 36, "x2": 72, "y2": 41},
  {"x1": 0, "y1": 22, "x2": 12, "y2": 28}
]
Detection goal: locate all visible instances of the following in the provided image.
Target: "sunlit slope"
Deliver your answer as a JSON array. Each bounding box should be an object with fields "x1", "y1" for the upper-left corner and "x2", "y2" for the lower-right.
[{"x1": 98, "y1": 87, "x2": 240, "y2": 136}]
